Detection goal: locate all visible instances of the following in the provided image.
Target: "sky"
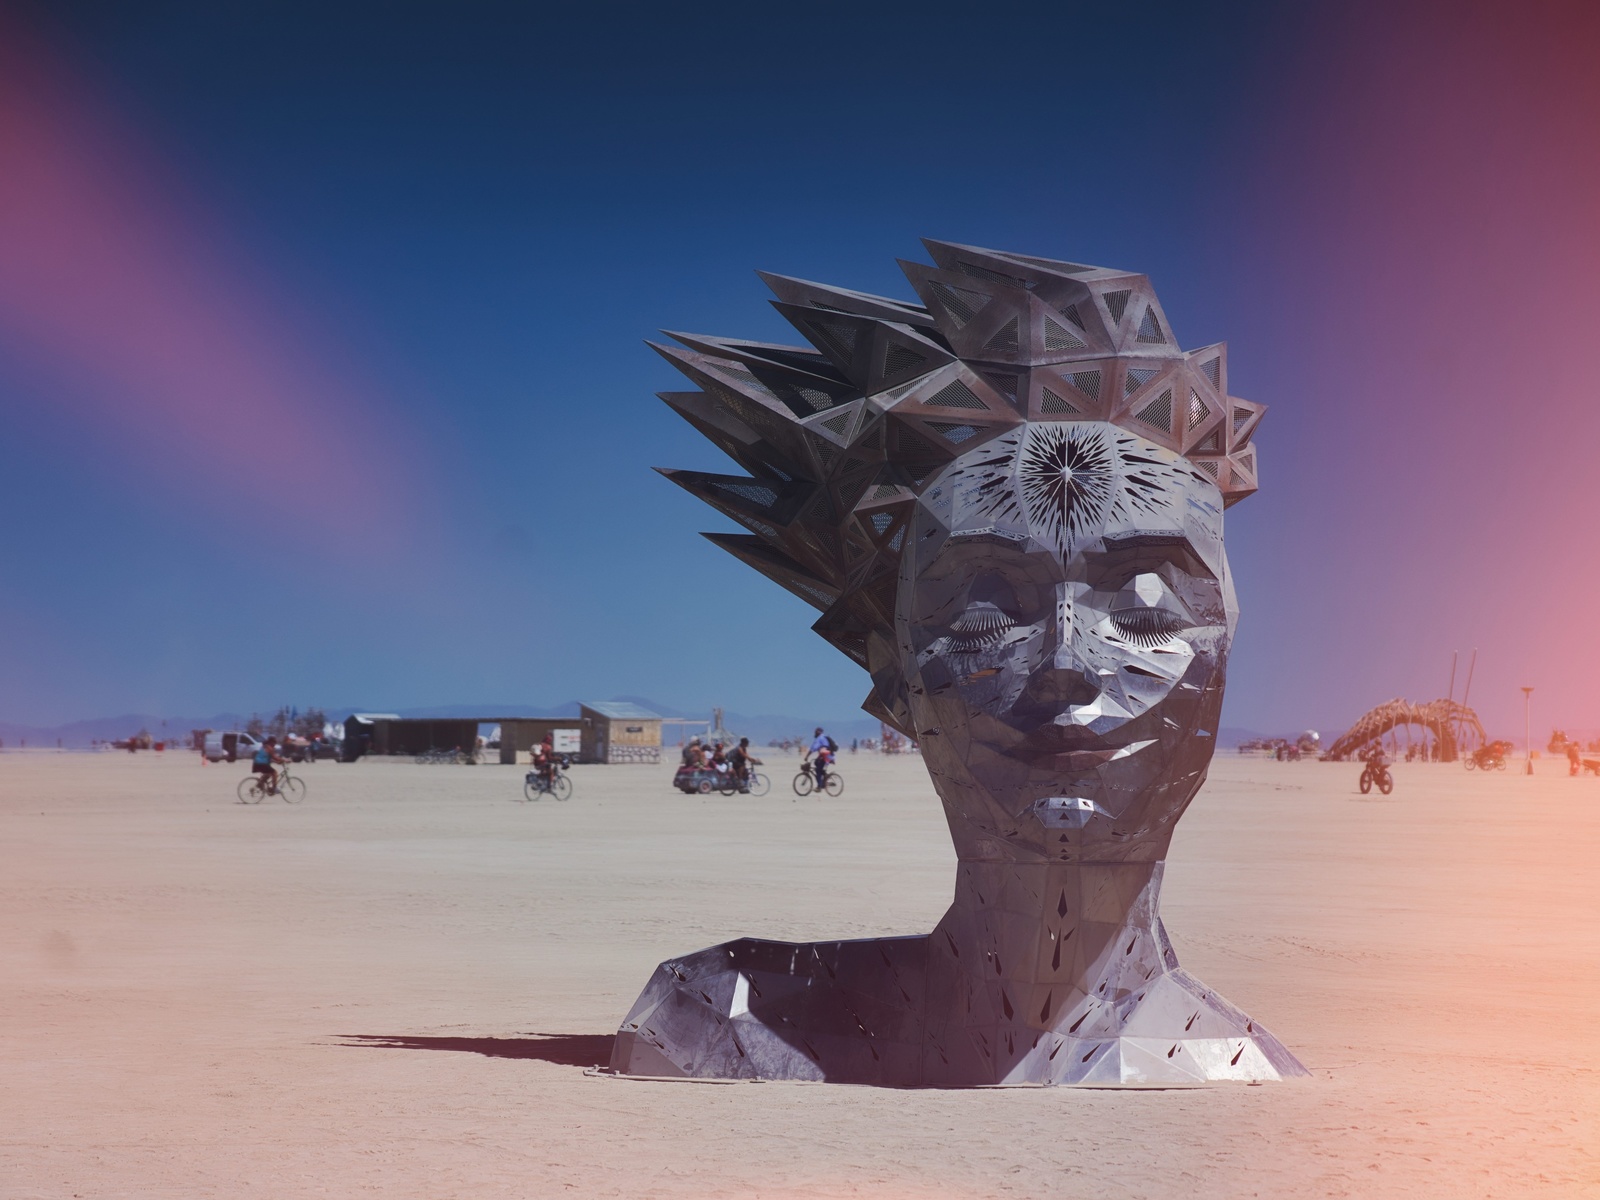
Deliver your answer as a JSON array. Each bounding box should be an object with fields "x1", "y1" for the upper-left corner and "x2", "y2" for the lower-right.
[{"x1": 0, "y1": 0, "x2": 1596, "y2": 738}]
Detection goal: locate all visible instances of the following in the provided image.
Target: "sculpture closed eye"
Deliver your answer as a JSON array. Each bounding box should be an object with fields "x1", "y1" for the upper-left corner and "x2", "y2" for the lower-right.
[
  {"x1": 1110, "y1": 603, "x2": 1189, "y2": 648},
  {"x1": 942, "y1": 603, "x2": 1017, "y2": 652},
  {"x1": 609, "y1": 240, "x2": 1304, "y2": 1088}
]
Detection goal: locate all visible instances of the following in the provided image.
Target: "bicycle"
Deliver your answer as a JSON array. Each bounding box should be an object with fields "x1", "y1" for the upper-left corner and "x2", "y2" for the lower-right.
[
  {"x1": 237, "y1": 761, "x2": 307, "y2": 804},
  {"x1": 720, "y1": 769, "x2": 771, "y2": 796},
  {"x1": 415, "y1": 746, "x2": 464, "y2": 765},
  {"x1": 1465, "y1": 742, "x2": 1510, "y2": 771},
  {"x1": 792, "y1": 765, "x2": 844, "y2": 797},
  {"x1": 522, "y1": 766, "x2": 573, "y2": 802},
  {"x1": 1358, "y1": 762, "x2": 1394, "y2": 795}
]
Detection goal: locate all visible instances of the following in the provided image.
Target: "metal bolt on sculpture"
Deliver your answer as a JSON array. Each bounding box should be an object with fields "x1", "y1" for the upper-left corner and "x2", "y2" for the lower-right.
[{"x1": 610, "y1": 240, "x2": 1307, "y2": 1086}]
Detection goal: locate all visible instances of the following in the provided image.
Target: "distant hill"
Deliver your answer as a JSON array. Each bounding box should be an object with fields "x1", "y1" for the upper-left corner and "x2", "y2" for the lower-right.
[
  {"x1": 0, "y1": 709, "x2": 1312, "y2": 753},
  {"x1": 0, "y1": 712, "x2": 250, "y2": 749},
  {"x1": 0, "y1": 698, "x2": 883, "y2": 749}
]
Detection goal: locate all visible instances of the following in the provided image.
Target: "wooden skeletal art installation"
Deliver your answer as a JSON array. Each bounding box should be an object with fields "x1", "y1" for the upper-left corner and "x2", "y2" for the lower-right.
[{"x1": 610, "y1": 241, "x2": 1305, "y2": 1086}]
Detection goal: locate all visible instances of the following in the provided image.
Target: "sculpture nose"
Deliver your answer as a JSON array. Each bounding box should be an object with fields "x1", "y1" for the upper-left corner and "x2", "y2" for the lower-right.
[
  {"x1": 1016, "y1": 584, "x2": 1101, "y2": 712},
  {"x1": 1017, "y1": 663, "x2": 1101, "y2": 711}
]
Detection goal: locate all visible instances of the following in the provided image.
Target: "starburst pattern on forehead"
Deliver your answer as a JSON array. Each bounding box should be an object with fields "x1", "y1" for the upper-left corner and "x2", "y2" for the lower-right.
[{"x1": 946, "y1": 424, "x2": 1196, "y2": 553}]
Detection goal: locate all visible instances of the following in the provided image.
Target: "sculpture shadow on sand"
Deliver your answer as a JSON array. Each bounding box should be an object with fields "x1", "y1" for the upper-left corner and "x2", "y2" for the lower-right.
[{"x1": 335, "y1": 1033, "x2": 615, "y2": 1068}]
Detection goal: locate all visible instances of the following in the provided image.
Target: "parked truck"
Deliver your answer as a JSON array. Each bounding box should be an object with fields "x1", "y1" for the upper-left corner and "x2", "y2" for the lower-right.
[{"x1": 202, "y1": 731, "x2": 265, "y2": 764}]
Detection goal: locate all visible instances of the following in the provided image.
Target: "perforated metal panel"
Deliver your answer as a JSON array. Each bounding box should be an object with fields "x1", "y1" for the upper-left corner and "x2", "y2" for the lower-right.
[
  {"x1": 885, "y1": 341, "x2": 931, "y2": 376},
  {"x1": 1135, "y1": 306, "x2": 1165, "y2": 344},
  {"x1": 1124, "y1": 367, "x2": 1159, "y2": 396},
  {"x1": 983, "y1": 316, "x2": 1020, "y2": 353},
  {"x1": 925, "y1": 421, "x2": 981, "y2": 444},
  {"x1": 1040, "y1": 387, "x2": 1080, "y2": 415},
  {"x1": 926, "y1": 380, "x2": 987, "y2": 410},
  {"x1": 1044, "y1": 316, "x2": 1086, "y2": 351},
  {"x1": 1068, "y1": 370, "x2": 1102, "y2": 400},
  {"x1": 1133, "y1": 387, "x2": 1174, "y2": 432}
]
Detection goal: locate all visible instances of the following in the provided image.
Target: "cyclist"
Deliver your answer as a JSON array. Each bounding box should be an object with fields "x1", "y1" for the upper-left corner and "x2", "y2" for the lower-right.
[
  {"x1": 806, "y1": 727, "x2": 835, "y2": 790},
  {"x1": 1360, "y1": 741, "x2": 1389, "y2": 786},
  {"x1": 533, "y1": 734, "x2": 558, "y2": 787},
  {"x1": 252, "y1": 736, "x2": 284, "y2": 794},
  {"x1": 729, "y1": 737, "x2": 762, "y2": 792}
]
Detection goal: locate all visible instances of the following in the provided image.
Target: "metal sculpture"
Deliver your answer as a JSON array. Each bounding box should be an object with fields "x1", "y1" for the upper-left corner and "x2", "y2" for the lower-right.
[
  {"x1": 611, "y1": 241, "x2": 1305, "y2": 1086},
  {"x1": 1322, "y1": 698, "x2": 1485, "y2": 762}
]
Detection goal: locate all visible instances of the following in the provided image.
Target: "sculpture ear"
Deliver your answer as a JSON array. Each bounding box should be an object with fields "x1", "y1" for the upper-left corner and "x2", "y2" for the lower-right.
[
  {"x1": 862, "y1": 681, "x2": 915, "y2": 740},
  {"x1": 861, "y1": 685, "x2": 915, "y2": 739},
  {"x1": 861, "y1": 627, "x2": 916, "y2": 737}
]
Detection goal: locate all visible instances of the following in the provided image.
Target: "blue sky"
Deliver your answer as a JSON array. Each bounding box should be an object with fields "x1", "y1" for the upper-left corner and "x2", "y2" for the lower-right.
[{"x1": 3, "y1": 0, "x2": 1594, "y2": 739}]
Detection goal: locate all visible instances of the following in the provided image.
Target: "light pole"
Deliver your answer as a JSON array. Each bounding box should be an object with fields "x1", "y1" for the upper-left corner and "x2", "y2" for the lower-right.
[{"x1": 1521, "y1": 686, "x2": 1534, "y2": 775}]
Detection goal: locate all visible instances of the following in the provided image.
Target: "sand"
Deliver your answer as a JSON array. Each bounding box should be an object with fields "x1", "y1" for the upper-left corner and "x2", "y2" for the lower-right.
[{"x1": 1, "y1": 748, "x2": 1596, "y2": 1198}]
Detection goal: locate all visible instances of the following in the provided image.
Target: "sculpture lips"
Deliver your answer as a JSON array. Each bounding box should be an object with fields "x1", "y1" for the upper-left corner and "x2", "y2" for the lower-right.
[
  {"x1": 1003, "y1": 725, "x2": 1118, "y2": 767},
  {"x1": 1017, "y1": 721, "x2": 1110, "y2": 756},
  {"x1": 1051, "y1": 748, "x2": 1121, "y2": 770}
]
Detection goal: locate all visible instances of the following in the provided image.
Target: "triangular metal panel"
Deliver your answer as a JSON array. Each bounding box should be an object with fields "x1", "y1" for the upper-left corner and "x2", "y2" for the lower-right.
[
  {"x1": 804, "y1": 398, "x2": 866, "y2": 446},
  {"x1": 900, "y1": 262, "x2": 1029, "y2": 360},
  {"x1": 1028, "y1": 363, "x2": 1114, "y2": 421},
  {"x1": 869, "y1": 323, "x2": 954, "y2": 394},
  {"x1": 771, "y1": 302, "x2": 883, "y2": 386},
  {"x1": 883, "y1": 364, "x2": 1020, "y2": 430},
  {"x1": 1185, "y1": 342, "x2": 1226, "y2": 396},
  {"x1": 664, "y1": 331, "x2": 847, "y2": 388},
  {"x1": 657, "y1": 468, "x2": 804, "y2": 529},
  {"x1": 1227, "y1": 396, "x2": 1265, "y2": 451},
  {"x1": 658, "y1": 391, "x2": 806, "y2": 483},
  {"x1": 701, "y1": 534, "x2": 840, "y2": 612},
  {"x1": 652, "y1": 343, "x2": 825, "y2": 476},
  {"x1": 758, "y1": 271, "x2": 936, "y2": 329}
]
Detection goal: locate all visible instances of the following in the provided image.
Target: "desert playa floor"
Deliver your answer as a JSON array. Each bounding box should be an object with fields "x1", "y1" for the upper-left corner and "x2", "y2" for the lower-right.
[{"x1": 1, "y1": 750, "x2": 1596, "y2": 1199}]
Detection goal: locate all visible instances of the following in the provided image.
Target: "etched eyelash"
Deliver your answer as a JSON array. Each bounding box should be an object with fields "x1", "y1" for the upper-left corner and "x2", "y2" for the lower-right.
[
  {"x1": 942, "y1": 605, "x2": 1016, "y2": 652},
  {"x1": 1109, "y1": 608, "x2": 1186, "y2": 648}
]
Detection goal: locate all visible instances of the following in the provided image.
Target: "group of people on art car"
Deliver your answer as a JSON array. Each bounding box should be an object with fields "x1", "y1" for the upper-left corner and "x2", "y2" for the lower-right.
[{"x1": 679, "y1": 735, "x2": 763, "y2": 791}]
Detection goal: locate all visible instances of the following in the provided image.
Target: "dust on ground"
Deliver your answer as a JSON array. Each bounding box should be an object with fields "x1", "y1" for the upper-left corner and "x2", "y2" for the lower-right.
[{"x1": 2, "y1": 750, "x2": 1596, "y2": 1198}]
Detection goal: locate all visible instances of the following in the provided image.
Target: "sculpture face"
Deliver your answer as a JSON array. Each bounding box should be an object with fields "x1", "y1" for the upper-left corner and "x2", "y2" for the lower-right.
[{"x1": 901, "y1": 423, "x2": 1235, "y2": 862}]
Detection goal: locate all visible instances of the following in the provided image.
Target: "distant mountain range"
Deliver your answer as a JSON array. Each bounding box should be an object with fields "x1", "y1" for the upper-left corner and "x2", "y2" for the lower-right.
[{"x1": 1, "y1": 699, "x2": 1291, "y2": 750}]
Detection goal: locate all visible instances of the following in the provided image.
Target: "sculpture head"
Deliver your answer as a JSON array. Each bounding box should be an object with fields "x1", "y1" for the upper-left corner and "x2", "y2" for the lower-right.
[
  {"x1": 656, "y1": 241, "x2": 1262, "y2": 864},
  {"x1": 903, "y1": 421, "x2": 1235, "y2": 863}
]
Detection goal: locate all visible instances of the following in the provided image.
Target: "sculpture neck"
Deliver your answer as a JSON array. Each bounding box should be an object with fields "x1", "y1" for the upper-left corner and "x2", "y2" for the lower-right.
[{"x1": 933, "y1": 858, "x2": 1174, "y2": 1007}]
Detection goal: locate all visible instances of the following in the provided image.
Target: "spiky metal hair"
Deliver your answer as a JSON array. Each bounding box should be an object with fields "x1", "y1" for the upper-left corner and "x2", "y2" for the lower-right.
[{"x1": 654, "y1": 241, "x2": 1264, "y2": 727}]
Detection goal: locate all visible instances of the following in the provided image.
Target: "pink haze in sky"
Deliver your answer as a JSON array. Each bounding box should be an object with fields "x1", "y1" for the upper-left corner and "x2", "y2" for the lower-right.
[
  {"x1": 0, "y1": 14, "x2": 430, "y2": 553},
  {"x1": 1232, "y1": 0, "x2": 1600, "y2": 736}
]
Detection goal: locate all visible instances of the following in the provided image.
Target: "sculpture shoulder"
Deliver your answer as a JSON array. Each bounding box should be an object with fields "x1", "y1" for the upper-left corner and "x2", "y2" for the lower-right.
[{"x1": 610, "y1": 935, "x2": 929, "y2": 1083}]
